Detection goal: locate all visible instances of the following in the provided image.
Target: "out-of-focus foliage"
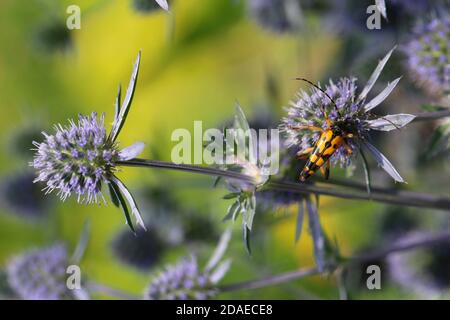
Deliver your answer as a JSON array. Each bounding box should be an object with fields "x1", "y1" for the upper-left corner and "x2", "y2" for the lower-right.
[{"x1": 0, "y1": 0, "x2": 449, "y2": 300}]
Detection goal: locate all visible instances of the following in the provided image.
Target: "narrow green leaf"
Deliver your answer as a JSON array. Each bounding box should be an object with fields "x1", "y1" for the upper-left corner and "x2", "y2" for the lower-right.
[
  {"x1": 360, "y1": 147, "x2": 372, "y2": 196},
  {"x1": 357, "y1": 47, "x2": 396, "y2": 103},
  {"x1": 70, "y1": 220, "x2": 91, "y2": 264},
  {"x1": 110, "y1": 179, "x2": 135, "y2": 234},
  {"x1": 243, "y1": 225, "x2": 252, "y2": 255},
  {"x1": 108, "y1": 182, "x2": 120, "y2": 207},
  {"x1": 112, "y1": 176, "x2": 146, "y2": 231},
  {"x1": 213, "y1": 176, "x2": 222, "y2": 188},
  {"x1": 363, "y1": 141, "x2": 405, "y2": 183},
  {"x1": 223, "y1": 192, "x2": 240, "y2": 200},
  {"x1": 205, "y1": 229, "x2": 232, "y2": 272},
  {"x1": 110, "y1": 51, "x2": 141, "y2": 142},
  {"x1": 245, "y1": 193, "x2": 256, "y2": 231},
  {"x1": 223, "y1": 200, "x2": 240, "y2": 222}
]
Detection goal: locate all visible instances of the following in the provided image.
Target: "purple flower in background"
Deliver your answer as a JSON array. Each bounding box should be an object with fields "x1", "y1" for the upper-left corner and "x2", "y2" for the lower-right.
[
  {"x1": 0, "y1": 171, "x2": 51, "y2": 220},
  {"x1": 145, "y1": 230, "x2": 231, "y2": 300},
  {"x1": 404, "y1": 13, "x2": 450, "y2": 96},
  {"x1": 6, "y1": 244, "x2": 77, "y2": 300},
  {"x1": 247, "y1": 0, "x2": 303, "y2": 33},
  {"x1": 388, "y1": 232, "x2": 450, "y2": 297},
  {"x1": 281, "y1": 48, "x2": 416, "y2": 183},
  {"x1": 111, "y1": 228, "x2": 166, "y2": 271},
  {"x1": 31, "y1": 52, "x2": 146, "y2": 232}
]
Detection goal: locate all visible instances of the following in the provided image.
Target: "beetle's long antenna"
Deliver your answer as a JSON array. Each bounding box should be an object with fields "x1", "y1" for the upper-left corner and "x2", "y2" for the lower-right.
[{"x1": 295, "y1": 77, "x2": 342, "y2": 119}]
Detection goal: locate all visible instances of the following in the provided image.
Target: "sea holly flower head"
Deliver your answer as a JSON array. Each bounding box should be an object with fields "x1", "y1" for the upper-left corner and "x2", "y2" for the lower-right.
[
  {"x1": 31, "y1": 52, "x2": 146, "y2": 231},
  {"x1": 281, "y1": 47, "x2": 415, "y2": 183},
  {"x1": 6, "y1": 244, "x2": 87, "y2": 300},
  {"x1": 145, "y1": 230, "x2": 231, "y2": 300},
  {"x1": 404, "y1": 13, "x2": 450, "y2": 97},
  {"x1": 247, "y1": 0, "x2": 302, "y2": 33}
]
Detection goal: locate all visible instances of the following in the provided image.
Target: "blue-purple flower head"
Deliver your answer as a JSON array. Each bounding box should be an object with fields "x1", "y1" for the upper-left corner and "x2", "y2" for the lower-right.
[
  {"x1": 31, "y1": 52, "x2": 146, "y2": 231},
  {"x1": 405, "y1": 13, "x2": 450, "y2": 96},
  {"x1": 145, "y1": 256, "x2": 216, "y2": 300},
  {"x1": 6, "y1": 244, "x2": 76, "y2": 300},
  {"x1": 247, "y1": 0, "x2": 303, "y2": 33},
  {"x1": 32, "y1": 112, "x2": 119, "y2": 204},
  {"x1": 281, "y1": 48, "x2": 415, "y2": 183},
  {"x1": 145, "y1": 230, "x2": 231, "y2": 300},
  {"x1": 282, "y1": 77, "x2": 364, "y2": 168}
]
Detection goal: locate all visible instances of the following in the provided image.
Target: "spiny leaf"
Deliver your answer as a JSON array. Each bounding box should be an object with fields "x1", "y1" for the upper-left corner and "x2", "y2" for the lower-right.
[
  {"x1": 110, "y1": 179, "x2": 135, "y2": 233},
  {"x1": 223, "y1": 200, "x2": 240, "y2": 221},
  {"x1": 223, "y1": 192, "x2": 240, "y2": 200},
  {"x1": 205, "y1": 229, "x2": 232, "y2": 272},
  {"x1": 366, "y1": 113, "x2": 415, "y2": 131},
  {"x1": 364, "y1": 77, "x2": 401, "y2": 112},
  {"x1": 155, "y1": 0, "x2": 169, "y2": 11},
  {"x1": 108, "y1": 182, "x2": 120, "y2": 208},
  {"x1": 70, "y1": 220, "x2": 91, "y2": 264},
  {"x1": 243, "y1": 225, "x2": 252, "y2": 255},
  {"x1": 110, "y1": 51, "x2": 141, "y2": 142},
  {"x1": 375, "y1": 0, "x2": 387, "y2": 19},
  {"x1": 363, "y1": 141, "x2": 405, "y2": 183},
  {"x1": 358, "y1": 47, "x2": 396, "y2": 103},
  {"x1": 119, "y1": 141, "x2": 145, "y2": 160},
  {"x1": 360, "y1": 147, "x2": 372, "y2": 196},
  {"x1": 210, "y1": 259, "x2": 232, "y2": 284},
  {"x1": 245, "y1": 193, "x2": 256, "y2": 231},
  {"x1": 213, "y1": 176, "x2": 222, "y2": 188}
]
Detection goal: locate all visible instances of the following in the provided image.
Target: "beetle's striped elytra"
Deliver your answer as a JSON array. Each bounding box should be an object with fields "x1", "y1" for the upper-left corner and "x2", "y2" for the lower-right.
[
  {"x1": 291, "y1": 78, "x2": 356, "y2": 182},
  {"x1": 299, "y1": 129, "x2": 345, "y2": 181}
]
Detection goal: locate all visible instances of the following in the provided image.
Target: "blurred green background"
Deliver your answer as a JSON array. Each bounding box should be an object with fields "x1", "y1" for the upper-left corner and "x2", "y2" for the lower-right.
[{"x1": 0, "y1": 0, "x2": 449, "y2": 300}]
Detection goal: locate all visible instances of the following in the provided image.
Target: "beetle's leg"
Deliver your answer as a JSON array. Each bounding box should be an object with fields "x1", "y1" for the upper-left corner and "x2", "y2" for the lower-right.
[
  {"x1": 288, "y1": 125, "x2": 324, "y2": 133},
  {"x1": 297, "y1": 147, "x2": 314, "y2": 160},
  {"x1": 343, "y1": 141, "x2": 353, "y2": 155},
  {"x1": 320, "y1": 160, "x2": 330, "y2": 180}
]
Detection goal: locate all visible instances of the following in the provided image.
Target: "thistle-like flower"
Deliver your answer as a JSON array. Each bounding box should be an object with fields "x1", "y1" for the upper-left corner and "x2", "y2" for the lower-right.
[
  {"x1": 247, "y1": 0, "x2": 302, "y2": 33},
  {"x1": 31, "y1": 52, "x2": 146, "y2": 231},
  {"x1": 387, "y1": 232, "x2": 450, "y2": 297},
  {"x1": 404, "y1": 13, "x2": 450, "y2": 97},
  {"x1": 111, "y1": 229, "x2": 166, "y2": 271},
  {"x1": 35, "y1": 19, "x2": 72, "y2": 52},
  {"x1": 281, "y1": 48, "x2": 416, "y2": 184},
  {"x1": 6, "y1": 244, "x2": 83, "y2": 300},
  {"x1": 0, "y1": 171, "x2": 51, "y2": 220},
  {"x1": 145, "y1": 230, "x2": 231, "y2": 300}
]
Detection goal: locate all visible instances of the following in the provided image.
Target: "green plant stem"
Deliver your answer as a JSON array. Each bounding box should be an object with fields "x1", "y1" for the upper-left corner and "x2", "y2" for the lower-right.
[
  {"x1": 220, "y1": 267, "x2": 320, "y2": 292},
  {"x1": 118, "y1": 158, "x2": 450, "y2": 210},
  {"x1": 413, "y1": 109, "x2": 450, "y2": 122},
  {"x1": 86, "y1": 282, "x2": 141, "y2": 300},
  {"x1": 220, "y1": 231, "x2": 450, "y2": 293}
]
